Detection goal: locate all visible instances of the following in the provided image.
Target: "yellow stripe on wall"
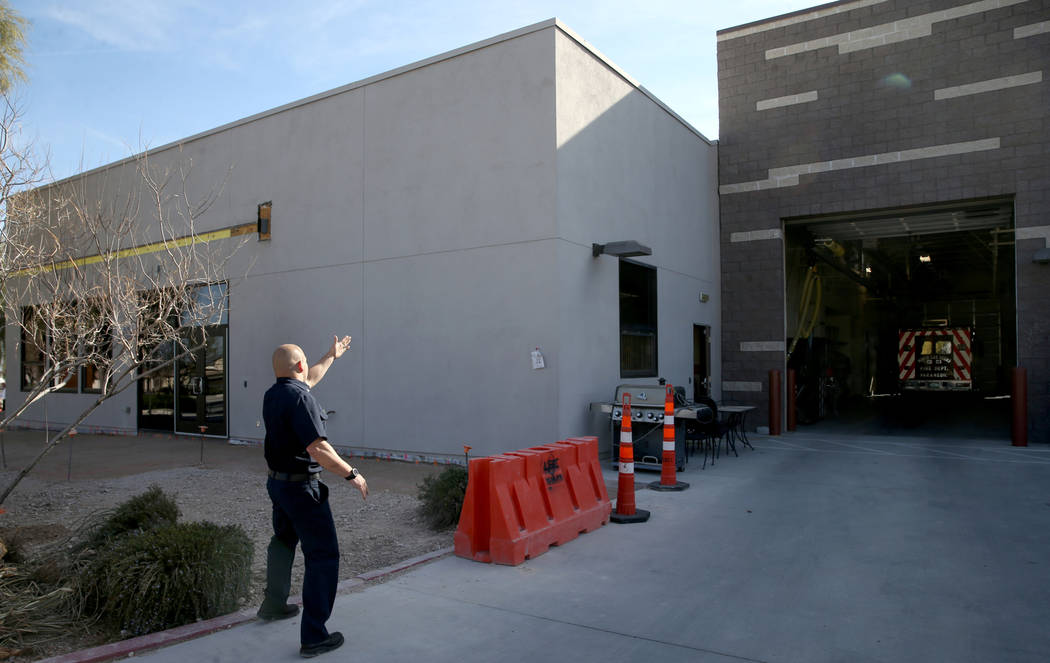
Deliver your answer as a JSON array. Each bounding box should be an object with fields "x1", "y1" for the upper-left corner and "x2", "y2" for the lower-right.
[{"x1": 14, "y1": 222, "x2": 256, "y2": 277}]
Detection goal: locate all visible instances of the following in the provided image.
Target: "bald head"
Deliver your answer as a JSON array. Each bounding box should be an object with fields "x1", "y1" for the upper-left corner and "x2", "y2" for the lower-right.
[{"x1": 272, "y1": 344, "x2": 307, "y2": 379}]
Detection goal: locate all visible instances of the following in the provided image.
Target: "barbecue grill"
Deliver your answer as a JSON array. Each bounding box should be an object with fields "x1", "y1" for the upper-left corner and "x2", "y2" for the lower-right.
[{"x1": 590, "y1": 383, "x2": 713, "y2": 472}]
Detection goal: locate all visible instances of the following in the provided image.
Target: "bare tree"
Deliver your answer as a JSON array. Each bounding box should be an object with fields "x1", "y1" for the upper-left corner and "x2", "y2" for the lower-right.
[
  {"x1": 0, "y1": 129, "x2": 246, "y2": 505},
  {"x1": 0, "y1": 91, "x2": 48, "y2": 408}
]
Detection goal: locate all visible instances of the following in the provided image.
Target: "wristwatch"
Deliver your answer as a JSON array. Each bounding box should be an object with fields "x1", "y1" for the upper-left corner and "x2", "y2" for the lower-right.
[{"x1": 345, "y1": 467, "x2": 360, "y2": 481}]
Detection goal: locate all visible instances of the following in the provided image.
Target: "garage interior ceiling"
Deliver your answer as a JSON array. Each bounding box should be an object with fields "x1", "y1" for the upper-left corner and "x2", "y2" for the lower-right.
[
  {"x1": 786, "y1": 199, "x2": 1013, "y2": 241},
  {"x1": 786, "y1": 199, "x2": 1014, "y2": 276}
]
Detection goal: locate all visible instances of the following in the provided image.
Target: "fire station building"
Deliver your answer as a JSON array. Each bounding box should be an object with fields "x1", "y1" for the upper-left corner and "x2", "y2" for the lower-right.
[
  {"x1": 9, "y1": 1, "x2": 1049, "y2": 458},
  {"x1": 717, "y1": 0, "x2": 1050, "y2": 442},
  {"x1": 8, "y1": 20, "x2": 720, "y2": 461}
]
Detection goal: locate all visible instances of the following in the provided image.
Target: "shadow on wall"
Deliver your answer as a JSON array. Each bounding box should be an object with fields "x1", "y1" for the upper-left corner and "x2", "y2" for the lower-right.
[{"x1": 553, "y1": 65, "x2": 719, "y2": 449}]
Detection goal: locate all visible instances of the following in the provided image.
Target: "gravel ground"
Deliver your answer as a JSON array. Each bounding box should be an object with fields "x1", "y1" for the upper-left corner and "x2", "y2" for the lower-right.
[{"x1": 0, "y1": 459, "x2": 454, "y2": 661}]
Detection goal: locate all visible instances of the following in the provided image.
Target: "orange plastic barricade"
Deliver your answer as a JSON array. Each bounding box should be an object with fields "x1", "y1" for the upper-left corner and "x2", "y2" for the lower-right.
[{"x1": 453, "y1": 436, "x2": 611, "y2": 565}]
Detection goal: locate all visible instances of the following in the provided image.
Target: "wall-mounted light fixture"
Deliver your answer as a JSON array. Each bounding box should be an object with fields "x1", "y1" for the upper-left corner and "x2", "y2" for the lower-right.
[
  {"x1": 592, "y1": 240, "x2": 652, "y2": 258},
  {"x1": 1033, "y1": 247, "x2": 1050, "y2": 264},
  {"x1": 258, "y1": 201, "x2": 272, "y2": 241}
]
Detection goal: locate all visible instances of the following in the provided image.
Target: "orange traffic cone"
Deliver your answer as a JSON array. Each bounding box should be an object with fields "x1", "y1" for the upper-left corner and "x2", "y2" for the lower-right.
[
  {"x1": 611, "y1": 393, "x2": 650, "y2": 523},
  {"x1": 650, "y1": 385, "x2": 689, "y2": 491}
]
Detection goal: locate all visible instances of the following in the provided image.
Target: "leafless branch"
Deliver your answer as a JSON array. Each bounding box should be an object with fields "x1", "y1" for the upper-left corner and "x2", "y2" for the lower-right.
[{"x1": 0, "y1": 112, "x2": 247, "y2": 505}]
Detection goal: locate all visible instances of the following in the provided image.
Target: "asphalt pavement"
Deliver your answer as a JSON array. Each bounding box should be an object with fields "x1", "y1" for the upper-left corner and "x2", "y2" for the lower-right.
[{"x1": 42, "y1": 429, "x2": 1050, "y2": 663}]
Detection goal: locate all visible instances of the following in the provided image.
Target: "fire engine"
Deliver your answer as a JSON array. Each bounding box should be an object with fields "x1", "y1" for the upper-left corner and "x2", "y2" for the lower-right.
[{"x1": 898, "y1": 325, "x2": 973, "y2": 392}]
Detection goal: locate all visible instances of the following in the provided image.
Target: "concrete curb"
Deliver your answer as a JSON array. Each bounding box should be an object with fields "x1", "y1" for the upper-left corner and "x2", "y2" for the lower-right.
[{"x1": 37, "y1": 547, "x2": 455, "y2": 663}]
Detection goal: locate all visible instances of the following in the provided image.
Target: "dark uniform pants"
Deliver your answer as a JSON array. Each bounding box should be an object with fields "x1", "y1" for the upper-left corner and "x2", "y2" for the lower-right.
[{"x1": 263, "y1": 477, "x2": 339, "y2": 646}]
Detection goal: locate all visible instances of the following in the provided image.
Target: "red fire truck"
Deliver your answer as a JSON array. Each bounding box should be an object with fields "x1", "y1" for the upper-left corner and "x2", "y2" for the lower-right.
[{"x1": 898, "y1": 326, "x2": 973, "y2": 392}]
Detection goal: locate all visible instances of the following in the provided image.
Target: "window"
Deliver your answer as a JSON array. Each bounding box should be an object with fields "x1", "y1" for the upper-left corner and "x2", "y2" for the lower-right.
[
  {"x1": 920, "y1": 337, "x2": 953, "y2": 356},
  {"x1": 80, "y1": 300, "x2": 113, "y2": 393},
  {"x1": 137, "y1": 282, "x2": 227, "y2": 377},
  {"x1": 20, "y1": 307, "x2": 47, "y2": 391},
  {"x1": 619, "y1": 260, "x2": 658, "y2": 378},
  {"x1": 52, "y1": 309, "x2": 79, "y2": 392},
  {"x1": 137, "y1": 289, "x2": 180, "y2": 371},
  {"x1": 181, "y1": 282, "x2": 228, "y2": 327},
  {"x1": 19, "y1": 302, "x2": 111, "y2": 394},
  {"x1": 81, "y1": 364, "x2": 104, "y2": 392}
]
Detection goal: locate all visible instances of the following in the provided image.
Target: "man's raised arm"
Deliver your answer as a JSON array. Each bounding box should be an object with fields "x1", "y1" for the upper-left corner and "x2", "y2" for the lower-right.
[{"x1": 306, "y1": 335, "x2": 351, "y2": 387}]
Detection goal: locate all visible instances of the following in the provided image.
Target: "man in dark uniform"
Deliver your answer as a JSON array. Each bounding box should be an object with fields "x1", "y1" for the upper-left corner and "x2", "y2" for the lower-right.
[{"x1": 258, "y1": 335, "x2": 368, "y2": 659}]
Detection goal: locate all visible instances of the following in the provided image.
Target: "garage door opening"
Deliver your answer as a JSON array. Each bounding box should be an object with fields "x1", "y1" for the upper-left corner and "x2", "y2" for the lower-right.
[{"x1": 784, "y1": 198, "x2": 1015, "y2": 438}]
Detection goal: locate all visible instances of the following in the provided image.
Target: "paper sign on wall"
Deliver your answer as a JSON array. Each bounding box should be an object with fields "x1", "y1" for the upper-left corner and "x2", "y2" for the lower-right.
[{"x1": 531, "y1": 348, "x2": 546, "y2": 370}]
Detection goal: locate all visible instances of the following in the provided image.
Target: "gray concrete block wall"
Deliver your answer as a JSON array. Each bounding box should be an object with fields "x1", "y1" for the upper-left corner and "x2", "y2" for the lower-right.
[
  {"x1": 717, "y1": 0, "x2": 1050, "y2": 439},
  {"x1": 1017, "y1": 236, "x2": 1050, "y2": 438}
]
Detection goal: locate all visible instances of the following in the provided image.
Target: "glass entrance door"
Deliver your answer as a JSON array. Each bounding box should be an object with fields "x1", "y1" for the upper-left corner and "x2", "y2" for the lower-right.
[
  {"x1": 176, "y1": 327, "x2": 227, "y2": 436},
  {"x1": 138, "y1": 340, "x2": 176, "y2": 431}
]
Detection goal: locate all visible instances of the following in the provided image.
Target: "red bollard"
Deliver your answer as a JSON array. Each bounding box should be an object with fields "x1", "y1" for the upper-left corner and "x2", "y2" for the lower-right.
[
  {"x1": 1011, "y1": 367, "x2": 1027, "y2": 447},
  {"x1": 787, "y1": 369, "x2": 797, "y2": 432},
  {"x1": 650, "y1": 385, "x2": 689, "y2": 492},
  {"x1": 611, "y1": 394, "x2": 650, "y2": 523},
  {"x1": 198, "y1": 425, "x2": 208, "y2": 466},
  {"x1": 769, "y1": 369, "x2": 782, "y2": 436}
]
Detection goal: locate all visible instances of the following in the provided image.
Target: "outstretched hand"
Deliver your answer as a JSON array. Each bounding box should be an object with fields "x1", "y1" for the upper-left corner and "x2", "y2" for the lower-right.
[
  {"x1": 330, "y1": 335, "x2": 352, "y2": 359},
  {"x1": 351, "y1": 474, "x2": 368, "y2": 500}
]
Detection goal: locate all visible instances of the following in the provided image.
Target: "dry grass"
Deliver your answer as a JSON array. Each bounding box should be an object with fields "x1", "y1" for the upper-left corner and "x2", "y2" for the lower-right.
[{"x1": 0, "y1": 560, "x2": 84, "y2": 655}]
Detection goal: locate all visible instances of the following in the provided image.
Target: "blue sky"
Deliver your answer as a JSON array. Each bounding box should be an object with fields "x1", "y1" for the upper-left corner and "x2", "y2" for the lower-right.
[{"x1": 12, "y1": 0, "x2": 822, "y2": 181}]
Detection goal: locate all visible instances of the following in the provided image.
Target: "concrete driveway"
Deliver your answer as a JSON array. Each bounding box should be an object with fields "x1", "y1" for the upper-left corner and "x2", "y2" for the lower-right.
[{"x1": 53, "y1": 430, "x2": 1050, "y2": 663}]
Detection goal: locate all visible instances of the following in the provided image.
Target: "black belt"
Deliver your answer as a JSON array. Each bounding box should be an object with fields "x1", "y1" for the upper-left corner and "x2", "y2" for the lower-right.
[{"x1": 268, "y1": 470, "x2": 320, "y2": 482}]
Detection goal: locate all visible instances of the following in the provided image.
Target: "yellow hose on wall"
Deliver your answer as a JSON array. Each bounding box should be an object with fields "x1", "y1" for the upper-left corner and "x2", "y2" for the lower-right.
[{"x1": 787, "y1": 266, "x2": 822, "y2": 361}]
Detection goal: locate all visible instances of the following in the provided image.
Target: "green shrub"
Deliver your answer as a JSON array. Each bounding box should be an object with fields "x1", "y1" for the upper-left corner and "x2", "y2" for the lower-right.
[
  {"x1": 81, "y1": 521, "x2": 253, "y2": 637},
  {"x1": 85, "y1": 485, "x2": 180, "y2": 550},
  {"x1": 417, "y1": 465, "x2": 468, "y2": 530}
]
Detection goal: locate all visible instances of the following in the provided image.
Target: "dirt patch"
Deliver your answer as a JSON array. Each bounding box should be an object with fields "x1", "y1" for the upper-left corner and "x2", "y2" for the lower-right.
[
  {"x1": 0, "y1": 523, "x2": 71, "y2": 552},
  {"x1": 0, "y1": 435, "x2": 455, "y2": 661}
]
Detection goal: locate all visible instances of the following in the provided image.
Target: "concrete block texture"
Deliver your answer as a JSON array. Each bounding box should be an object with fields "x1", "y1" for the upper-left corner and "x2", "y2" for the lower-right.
[{"x1": 717, "y1": 0, "x2": 1050, "y2": 437}]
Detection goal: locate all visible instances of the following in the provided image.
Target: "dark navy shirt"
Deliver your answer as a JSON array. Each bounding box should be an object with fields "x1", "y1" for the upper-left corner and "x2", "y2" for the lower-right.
[{"x1": 263, "y1": 377, "x2": 327, "y2": 474}]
